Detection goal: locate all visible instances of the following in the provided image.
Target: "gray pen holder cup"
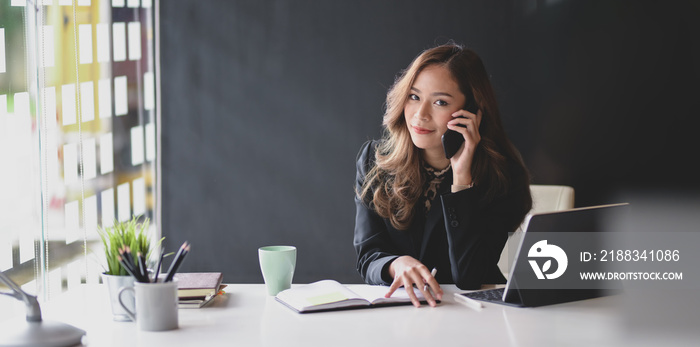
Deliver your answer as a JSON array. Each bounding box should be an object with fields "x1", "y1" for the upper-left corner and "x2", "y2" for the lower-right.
[{"x1": 118, "y1": 280, "x2": 179, "y2": 331}]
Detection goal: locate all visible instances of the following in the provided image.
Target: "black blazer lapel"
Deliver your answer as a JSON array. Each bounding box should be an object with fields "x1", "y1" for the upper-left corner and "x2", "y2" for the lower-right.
[{"x1": 419, "y1": 171, "x2": 452, "y2": 260}]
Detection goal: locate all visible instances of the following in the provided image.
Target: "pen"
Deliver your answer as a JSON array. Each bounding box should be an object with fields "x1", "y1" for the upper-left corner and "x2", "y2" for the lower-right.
[
  {"x1": 454, "y1": 293, "x2": 483, "y2": 311},
  {"x1": 424, "y1": 268, "x2": 437, "y2": 294}
]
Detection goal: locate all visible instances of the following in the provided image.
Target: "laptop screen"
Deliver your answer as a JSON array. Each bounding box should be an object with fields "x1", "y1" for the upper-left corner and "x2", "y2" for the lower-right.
[{"x1": 501, "y1": 203, "x2": 629, "y2": 306}]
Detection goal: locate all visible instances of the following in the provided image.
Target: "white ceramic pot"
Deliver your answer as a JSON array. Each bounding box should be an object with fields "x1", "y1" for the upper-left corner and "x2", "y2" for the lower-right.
[{"x1": 101, "y1": 273, "x2": 135, "y2": 321}]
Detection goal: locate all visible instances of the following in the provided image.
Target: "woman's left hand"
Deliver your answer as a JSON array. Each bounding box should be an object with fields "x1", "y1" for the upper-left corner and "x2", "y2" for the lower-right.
[{"x1": 446, "y1": 109, "x2": 482, "y2": 186}]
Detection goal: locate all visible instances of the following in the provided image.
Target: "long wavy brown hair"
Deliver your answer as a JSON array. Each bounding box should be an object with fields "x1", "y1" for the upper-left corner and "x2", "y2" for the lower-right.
[{"x1": 360, "y1": 43, "x2": 530, "y2": 230}]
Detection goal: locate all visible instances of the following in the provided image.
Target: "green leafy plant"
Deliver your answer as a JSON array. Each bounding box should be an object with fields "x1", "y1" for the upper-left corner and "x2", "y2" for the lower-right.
[{"x1": 97, "y1": 216, "x2": 163, "y2": 276}]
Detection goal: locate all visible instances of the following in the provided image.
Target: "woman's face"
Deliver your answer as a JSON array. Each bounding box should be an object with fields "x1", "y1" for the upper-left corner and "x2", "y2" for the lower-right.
[{"x1": 403, "y1": 64, "x2": 466, "y2": 155}]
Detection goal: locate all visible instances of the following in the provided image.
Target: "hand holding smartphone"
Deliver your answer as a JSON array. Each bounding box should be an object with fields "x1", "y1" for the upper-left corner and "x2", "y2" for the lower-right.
[{"x1": 441, "y1": 97, "x2": 478, "y2": 159}]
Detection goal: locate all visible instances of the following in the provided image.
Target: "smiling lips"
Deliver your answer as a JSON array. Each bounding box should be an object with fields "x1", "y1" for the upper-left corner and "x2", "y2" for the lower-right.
[{"x1": 412, "y1": 126, "x2": 434, "y2": 135}]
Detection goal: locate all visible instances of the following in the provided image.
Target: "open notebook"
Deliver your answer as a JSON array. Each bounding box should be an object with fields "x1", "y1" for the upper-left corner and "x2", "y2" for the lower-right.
[{"x1": 276, "y1": 280, "x2": 433, "y2": 313}]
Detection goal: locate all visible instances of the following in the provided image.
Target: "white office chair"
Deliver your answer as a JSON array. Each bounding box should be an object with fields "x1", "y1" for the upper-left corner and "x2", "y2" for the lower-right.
[{"x1": 497, "y1": 184, "x2": 575, "y2": 277}]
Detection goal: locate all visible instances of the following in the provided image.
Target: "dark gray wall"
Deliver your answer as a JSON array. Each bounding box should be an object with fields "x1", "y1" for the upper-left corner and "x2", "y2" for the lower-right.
[{"x1": 160, "y1": 0, "x2": 700, "y2": 283}]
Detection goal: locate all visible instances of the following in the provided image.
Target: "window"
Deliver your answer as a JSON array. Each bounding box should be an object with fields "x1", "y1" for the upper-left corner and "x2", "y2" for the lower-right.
[{"x1": 0, "y1": 0, "x2": 159, "y2": 316}]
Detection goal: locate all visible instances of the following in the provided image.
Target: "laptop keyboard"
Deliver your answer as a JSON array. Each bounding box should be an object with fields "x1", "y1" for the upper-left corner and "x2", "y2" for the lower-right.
[{"x1": 461, "y1": 288, "x2": 505, "y2": 303}]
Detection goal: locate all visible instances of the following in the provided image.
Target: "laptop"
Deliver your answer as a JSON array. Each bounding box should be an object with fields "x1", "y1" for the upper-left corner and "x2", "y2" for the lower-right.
[{"x1": 458, "y1": 203, "x2": 629, "y2": 307}]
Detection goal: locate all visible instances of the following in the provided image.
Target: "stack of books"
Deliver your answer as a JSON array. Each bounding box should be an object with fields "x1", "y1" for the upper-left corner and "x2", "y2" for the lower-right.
[{"x1": 174, "y1": 272, "x2": 226, "y2": 309}]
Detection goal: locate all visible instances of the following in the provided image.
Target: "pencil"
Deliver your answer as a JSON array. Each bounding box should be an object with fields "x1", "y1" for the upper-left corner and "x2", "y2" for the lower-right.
[
  {"x1": 164, "y1": 242, "x2": 186, "y2": 276},
  {"x1": 153, "y1": 248, "x2": 165, "y2": 283},
  {"x1": 118, "y1": 255, "x2": 145, "y2": 282},
  {"x1": 124, "y1": 246, "x2": 137, "y2": 273},
  {"x1": 164, "y1": 244, "x2": 188, "y2": 282},
  {"x1": 164, "y1": 242, "x2": 189, "y2": 282},
  {"x1": 137, "y1": 252, "x2": 148, "y2": 283}
]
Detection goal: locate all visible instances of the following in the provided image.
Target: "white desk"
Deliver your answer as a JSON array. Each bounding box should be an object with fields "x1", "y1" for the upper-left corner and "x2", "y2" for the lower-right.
[{"x1": 34, "y1": 284, "x2": 694, "y2": 347}]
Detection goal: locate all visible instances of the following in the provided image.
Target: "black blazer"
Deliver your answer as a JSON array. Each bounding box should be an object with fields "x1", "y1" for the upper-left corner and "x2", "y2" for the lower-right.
[{"x1": 353, "y1": 140, "x2": 531, "y2": 290}]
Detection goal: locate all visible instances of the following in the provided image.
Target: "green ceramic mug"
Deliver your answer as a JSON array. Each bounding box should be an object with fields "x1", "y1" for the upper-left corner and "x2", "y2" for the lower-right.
[{"x1": 258, "y1": 246, "x2": 297, "y2": 296}]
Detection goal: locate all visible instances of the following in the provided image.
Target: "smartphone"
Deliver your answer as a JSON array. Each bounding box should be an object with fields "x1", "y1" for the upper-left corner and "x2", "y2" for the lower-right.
[{"x1": 441, "y1": 97, "x2": 478, "y2": 159}]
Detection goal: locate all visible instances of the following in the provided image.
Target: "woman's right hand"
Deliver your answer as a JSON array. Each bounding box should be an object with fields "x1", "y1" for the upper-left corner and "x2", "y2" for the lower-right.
[
  {"x1": 385, "y1": 256, "x2": 443, "y2": 307},
  {"x1": 447, "y1": 109, "x2": 482, "y2": 186}
]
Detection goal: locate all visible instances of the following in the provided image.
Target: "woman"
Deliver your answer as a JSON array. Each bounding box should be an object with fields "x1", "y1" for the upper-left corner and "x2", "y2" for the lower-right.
[{"x1": 354, "y1": 43, "x2": 532, "y2": 307}]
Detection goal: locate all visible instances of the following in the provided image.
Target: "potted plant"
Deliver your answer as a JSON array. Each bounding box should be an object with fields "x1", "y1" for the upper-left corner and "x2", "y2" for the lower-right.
[{"x1": 98, "y1": 216, "x2": 162, "y2": 321}]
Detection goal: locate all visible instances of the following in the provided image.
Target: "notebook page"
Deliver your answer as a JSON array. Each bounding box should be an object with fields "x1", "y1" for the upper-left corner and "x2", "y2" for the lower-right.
[{"x1": 349, "y1": 285, "x2": 425, "y2": 304}]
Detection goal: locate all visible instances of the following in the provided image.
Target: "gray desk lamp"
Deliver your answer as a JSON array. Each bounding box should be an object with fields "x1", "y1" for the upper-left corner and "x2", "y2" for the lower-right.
[{"x1": 0, "y1": 271, "x2": 85, "y2": 347}]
